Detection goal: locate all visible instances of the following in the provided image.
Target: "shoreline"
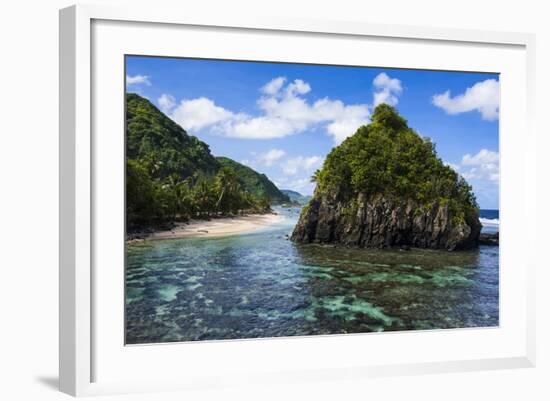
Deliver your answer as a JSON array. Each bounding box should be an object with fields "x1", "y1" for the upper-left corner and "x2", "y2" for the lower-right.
[{"x1": 128, "y1": 212, "x2": 284, "y2": 243}]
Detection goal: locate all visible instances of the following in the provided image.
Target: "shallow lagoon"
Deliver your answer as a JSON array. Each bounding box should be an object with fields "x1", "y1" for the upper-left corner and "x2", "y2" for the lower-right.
[{"x1": 126, "y1": 207, "x2": 499, "y2": 344}]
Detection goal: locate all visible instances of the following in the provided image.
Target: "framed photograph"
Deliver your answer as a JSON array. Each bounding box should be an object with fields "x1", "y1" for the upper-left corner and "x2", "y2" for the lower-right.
[{"x1": 59, "y1": 4, "x2": 536, "y2": 396}]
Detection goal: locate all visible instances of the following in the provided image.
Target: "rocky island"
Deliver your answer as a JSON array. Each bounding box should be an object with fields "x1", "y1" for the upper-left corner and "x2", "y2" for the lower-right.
[{"x1": 291, "y1": 104, "x2": 482, "y2": 251}]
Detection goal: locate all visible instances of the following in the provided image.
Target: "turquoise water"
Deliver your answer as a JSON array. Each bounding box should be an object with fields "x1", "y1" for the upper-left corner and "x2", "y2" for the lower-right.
[{"x1": 126, "y1": 207, "x2": 499, "y2": 344}]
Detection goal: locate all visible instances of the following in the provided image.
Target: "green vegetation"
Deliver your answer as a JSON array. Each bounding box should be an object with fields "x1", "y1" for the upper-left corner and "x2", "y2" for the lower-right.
[
  {"x1": 216, "y1": 157, "x2": 290, "y2": 203},
  {"x1": 314, "y1": 104, "x2": 478, "y2": 221},
  {"x1": 126, "y1": 93, "x2": 278, "y2": 229},
  {"x1": 126, "y1": 93, "x2": 219, "y2": 179}
]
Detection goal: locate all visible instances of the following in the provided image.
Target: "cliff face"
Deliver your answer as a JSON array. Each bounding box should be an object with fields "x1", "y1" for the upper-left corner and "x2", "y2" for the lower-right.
[
  {"x1": 291, "y1": 193, "x2": 481, "y2": 250},
  {"x1": 291, "y1": 104, "x2": 481, "y2": 251}
]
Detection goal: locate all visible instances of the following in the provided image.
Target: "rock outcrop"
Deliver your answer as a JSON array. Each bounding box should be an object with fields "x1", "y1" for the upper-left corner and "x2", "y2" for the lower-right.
[
  {"x1": 478, "y1": 232, "x2": 499, "y2": 246},
  {"x1": 291, "y1": 193, "x2": 481, "y2": 250},
  {"x1": 290, "y1": 104, "x2": 482, "y2": 251}
]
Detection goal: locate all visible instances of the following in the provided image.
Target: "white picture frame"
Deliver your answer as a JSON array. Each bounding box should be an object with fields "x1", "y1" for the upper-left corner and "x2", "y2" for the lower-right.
[{"x1": 59, "y1": 4, "x2": 536, "y2": 397}]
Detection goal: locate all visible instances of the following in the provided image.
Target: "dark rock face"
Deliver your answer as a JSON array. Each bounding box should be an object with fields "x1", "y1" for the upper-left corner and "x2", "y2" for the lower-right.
[
  {"x1": 291, "y1": 193, "x2": 481, "y2": 251},
  {"x1": 479, "y1": 232, "x2": 499, "y2": 246}
]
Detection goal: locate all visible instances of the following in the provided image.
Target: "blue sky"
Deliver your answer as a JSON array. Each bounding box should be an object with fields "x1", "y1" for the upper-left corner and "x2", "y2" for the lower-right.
[{"x1": 126, "y1": 56, "x2": 499, "y2": 209}]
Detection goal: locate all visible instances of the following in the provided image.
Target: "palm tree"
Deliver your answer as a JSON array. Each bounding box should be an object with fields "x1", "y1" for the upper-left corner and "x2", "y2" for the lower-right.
[
  {"x1": 142, "y1": 152, "x2": 162, "y2": 177},
  {"x1": 215, "y1": 167, "x2": 239, "y2": 214},
  {"x1": 311, "y1": 169, "x2": 321, "y2": 183},
  {"x1": 192, "y1": 175, "x2": 215, "y2": 217},
  {"x1": 164, "y1": 174, "x2": 183, "y2": 220},
  {"x1": 175, "y1": 180, "x2": 193, "y2": 219}
]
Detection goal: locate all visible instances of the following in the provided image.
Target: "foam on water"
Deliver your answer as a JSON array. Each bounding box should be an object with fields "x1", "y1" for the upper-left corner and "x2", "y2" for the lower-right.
[{"x1": 480, "y1": 218, "x2": 499, "y2": 227}]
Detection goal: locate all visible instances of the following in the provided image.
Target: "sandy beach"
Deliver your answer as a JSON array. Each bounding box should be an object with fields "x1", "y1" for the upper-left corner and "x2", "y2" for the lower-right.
[{"x1": 132, "y1": 213, "x2": 284, "y2": 242}]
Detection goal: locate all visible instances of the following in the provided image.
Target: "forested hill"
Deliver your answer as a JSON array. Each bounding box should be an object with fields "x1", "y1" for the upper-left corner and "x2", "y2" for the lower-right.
[
  {"x1": 126, "y1": 93, "x2": 287, "y2": 229},
  {"x1": 216, "y1": 157, "x2": 290, "y2": 204},
  {"x1": 126, "y1": 93, "x2": 219, "y2": 178}
]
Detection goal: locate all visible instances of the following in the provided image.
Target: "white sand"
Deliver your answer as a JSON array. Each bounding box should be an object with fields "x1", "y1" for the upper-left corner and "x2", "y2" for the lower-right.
[{"x1": 142, "y1": 213, "x2": 284, "y2": 241}]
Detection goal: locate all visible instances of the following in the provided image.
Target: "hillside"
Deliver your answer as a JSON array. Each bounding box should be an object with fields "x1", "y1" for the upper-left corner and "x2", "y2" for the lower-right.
[
  {"x1": 291, "y1": 104, "x2": 481, "y2": 250},
  {"x1": 126, "y1": 93, "x2": 286, "y2": 228},
  {"x1": 280, "y1": 190, "x2": 311, "y2": 205},
  {"x1": 216, "y1": 157, "x2": 290, "y2": 204},
  {"x1": 126, "y1": 93, "x2": 219, "y2": 179}
]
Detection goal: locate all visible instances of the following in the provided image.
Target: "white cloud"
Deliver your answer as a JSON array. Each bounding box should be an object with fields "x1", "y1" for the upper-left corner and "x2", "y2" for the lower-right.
[
  {"x1": 126, "y1": 74, "x2": 151, "y2": 86},
  {"x1": 460, "y1": 149, "x2": 499, "y2": 183},
  {"x1": 157, "y1": 94, "x2": 176, "y2": 114},
  {"x1": 285, "y1": 79, "x2": 311, "y2": 97},
  {"x1": 287, "y1": 177, "x2": 317, "y2": 195},
  {"x1": 445, "y1": 149, "x2": 499, "y2": 209},
  {"x1": 159, "y1": 77, "x2": 371, "y2": 143},
  {"x1": 461, "y1": 165, "x2": 499, "y2": 183},
  {"x1": 282, "y1": 155, "x2": 324, "y2": 176},
  {"x1": 326, "y1": 119, "x2": 362, "y2": 144},
  {"x1": 261, "y1": 77, "x2": 286, "y2": 95},
  {"x1": 373, "y1": 72, "x2": 402, "y2": 92},
  {"x1": 432, "y1": 79, "x2": 500, "y2": 121},
  {"x1": 257, "y1": 149, "x2": 286, "y2": 166},
  {"x1": 448, "y1": 149, "x2": 499, "y2": 184},
  {"x1": 373, "y1": 90, "x2": 397, "y2": 107},
  {"x1": 373, "y1": 72, "x2": 403, "y2": 107},
  {"x1": 461, "y1": 148, "x2": 499, "y2": 166},
  {"x1": 270, "y1": 175, "x2": 316, "y2": 195},
  {"x1": 170, "y1": 97, "x2": 235, "y2": 131},
  {"x1": 224, "y1": 116, "x2": 295, "y2": 139},
  {"x1": 242, "y1": 152, "x2": 322, "y2": 196},
  {"x1": 326, "y1": 104, "x2": 371, "y2": 144},
  {"x1": 256, "y1": 90, "x2": 370, "y2": 144},
  {"x1": 241, "y1": 149, "x2": 286, "y2": 169}
]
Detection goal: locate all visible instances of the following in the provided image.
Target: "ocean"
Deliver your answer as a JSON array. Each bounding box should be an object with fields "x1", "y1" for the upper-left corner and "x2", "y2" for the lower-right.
[
  {"x1": 125, "y1": 207, "x2": 499, "y2": 344},
  {"x1": 480, "y1": 209, "x2": 499, "y2": 234}
]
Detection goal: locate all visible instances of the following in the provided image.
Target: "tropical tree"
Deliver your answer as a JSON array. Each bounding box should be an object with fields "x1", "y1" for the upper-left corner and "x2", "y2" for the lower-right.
[
  {"x1": 215, "y1": 167, "x2": 240, "y2": 214},
  {"x1": 192, "y1": 174, "x2": 216, "y2": 217}
]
